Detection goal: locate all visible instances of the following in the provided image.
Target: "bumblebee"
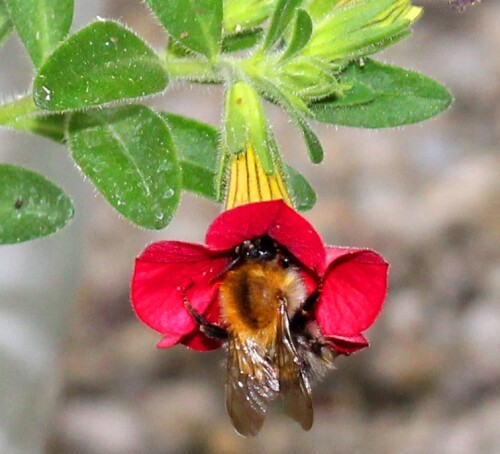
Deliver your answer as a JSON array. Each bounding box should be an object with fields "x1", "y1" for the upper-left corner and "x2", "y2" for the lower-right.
[{"x1": 185, "y1": 235, "x2": 336, "y2": 436}]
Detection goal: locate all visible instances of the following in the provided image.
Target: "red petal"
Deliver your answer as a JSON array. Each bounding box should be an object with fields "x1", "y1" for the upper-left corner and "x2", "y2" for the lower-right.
[
  {"x1": 156, "y1": 300, "x2": 224, "y2": 351},
  {"x1": 315, "y1": 248, "x2": 388, "y2": 336},
  {"x1": 327, "y1": 333, "x2": 370, "y2": 355},
  {"x1": 157, "y1": 333, "x2": 183, "y2": 348},
  {"x1": 299, "y1": 268, "x2": 319, "y2": 296},
  {"x1": 181, "y1": 331, "x2": 223, "y2": 351},
  {"x1": 157, "y1": 331, "x2": 222, "y2": 351},
  {"x1": 206, "y1": 201, "x2": 326, "y2": 273},
  {"x1": 131, "y1": 241, "x2": 228, "y2": 339}
]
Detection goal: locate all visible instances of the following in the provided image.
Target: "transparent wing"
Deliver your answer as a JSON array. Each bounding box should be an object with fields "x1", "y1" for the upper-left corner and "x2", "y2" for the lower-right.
[
  {"x1": 276, "y1": 302, "x2": 313, "y2": 430},
  {"x1": 225, "y1": 336, "x2": 279, "y2": 437}
]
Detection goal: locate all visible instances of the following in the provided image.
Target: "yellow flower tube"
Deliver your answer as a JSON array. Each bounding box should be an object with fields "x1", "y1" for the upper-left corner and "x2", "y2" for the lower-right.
[{"x1": 225, "y1": 142, "x2": 291, "y2": 209}]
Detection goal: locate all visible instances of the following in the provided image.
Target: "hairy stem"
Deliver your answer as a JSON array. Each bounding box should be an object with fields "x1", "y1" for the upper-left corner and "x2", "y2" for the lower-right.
[{"x1": 0, "y1": 95, "x2": 39, "y2": 125}]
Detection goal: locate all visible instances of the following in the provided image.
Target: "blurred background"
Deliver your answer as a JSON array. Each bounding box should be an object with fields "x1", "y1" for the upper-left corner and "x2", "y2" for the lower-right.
[{"x1": 0, "y1": 1, "x2": 498, "y2": 453}]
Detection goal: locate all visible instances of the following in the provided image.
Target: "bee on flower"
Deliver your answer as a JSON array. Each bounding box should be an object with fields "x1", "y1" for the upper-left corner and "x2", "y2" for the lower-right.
[{"x1": 131, "y1": 200, "x2": 388, "y2": 436}]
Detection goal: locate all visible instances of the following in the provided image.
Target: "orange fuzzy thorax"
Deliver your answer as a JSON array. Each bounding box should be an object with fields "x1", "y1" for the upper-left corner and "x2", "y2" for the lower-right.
[{"x1": 218, "y1": 261, "x2": 306, "y2": 347}]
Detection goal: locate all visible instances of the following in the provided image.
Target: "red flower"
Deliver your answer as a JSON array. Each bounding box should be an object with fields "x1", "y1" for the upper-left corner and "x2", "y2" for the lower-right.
[{"x1": 131, "y1": 200, "x2": 388, "y2": 354}]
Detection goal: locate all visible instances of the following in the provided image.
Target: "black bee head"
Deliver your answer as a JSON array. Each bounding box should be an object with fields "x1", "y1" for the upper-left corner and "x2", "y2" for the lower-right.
[{"x1": 236, "y1": 235, "x2": 278, "y2": 262}]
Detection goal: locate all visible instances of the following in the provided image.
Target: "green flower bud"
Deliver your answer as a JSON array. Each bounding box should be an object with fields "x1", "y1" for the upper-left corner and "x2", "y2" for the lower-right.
[
  {"x1": 278, "y1": 56, "x2": 344, "y2": 102},
  {"x1": 304, "y1": 0, "x2": 344, "y2": 22},
  {"x1": 302, "y1": 0, "x2": 422, "y2": 64}
]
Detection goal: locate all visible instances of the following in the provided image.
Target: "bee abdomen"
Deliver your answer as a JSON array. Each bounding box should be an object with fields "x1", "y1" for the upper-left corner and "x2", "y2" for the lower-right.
[{"x1": 295, "y1": 326, "x2": 337, "y2": 380}]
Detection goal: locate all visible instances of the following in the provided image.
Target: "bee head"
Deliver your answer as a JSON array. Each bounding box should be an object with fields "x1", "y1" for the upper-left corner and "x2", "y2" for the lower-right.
[{"x1": 236, "y1": 235, "x2": 278, "y2": 262}]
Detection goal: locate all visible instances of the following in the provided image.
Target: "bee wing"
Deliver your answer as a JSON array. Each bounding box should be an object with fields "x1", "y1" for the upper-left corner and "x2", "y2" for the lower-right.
[
  {"x1": 276, "y1": 302, "x2": 313, "y2": 430},
  {"x1": 226, "y1": 336, "x2": 279, "y2": 437}
]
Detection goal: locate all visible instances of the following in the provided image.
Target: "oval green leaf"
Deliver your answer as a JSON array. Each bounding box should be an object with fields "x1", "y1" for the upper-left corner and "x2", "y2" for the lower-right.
[
  {"x1": 68, "y1": 105, "x2": 181, "y2": 229},
  {"x1": 285, "y1": 165, "x2": 316, "y2": 211},
  {"x1": 146, "y1": 0, "x2": 222, "y2": 60},
  {"x1": 222, "y1": 28, "x2": 263, "y2": 53},
  {"x1": 310, "y1": 59, "x2": 452, "y2": 128},
  {"x1": 263, "y1": 0, "x2": 302, "y2": 51},
  {"x1": 297, "y1": 117, "x2": 323, "y2": 163},
  {"x1": 5, "y1": 0, "x2": 73, "y2": 68},
  {"x1": 162, "y1": 113, "x2": 219, "y2": 200},
  {"x1": 33, "y1": 21, "x2": 168, "y2": 111},
  {"x1": 0, "y1": 164, "x2": 74, "y2": 244},
  {"x1": 281, "y1": 9, "x2": 313, "y2": 60}
]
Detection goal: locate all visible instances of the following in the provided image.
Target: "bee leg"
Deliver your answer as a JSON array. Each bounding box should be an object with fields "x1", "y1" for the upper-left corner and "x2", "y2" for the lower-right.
[
  {"x1": 184, "y1": 299, "x2": 228, "y2": 340},
  {"x1": 209, "y1": 256, "x2": 241, "y2": 284},
  {"x1": 290, "y1": 287, "x2": 321, "y2": 331},
  {"x1": 303, "y1": 286, "x2": 321, "y2": 312}
]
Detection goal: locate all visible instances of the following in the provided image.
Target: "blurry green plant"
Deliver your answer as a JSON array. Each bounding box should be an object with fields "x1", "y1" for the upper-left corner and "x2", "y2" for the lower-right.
[{"x1": 0, "y1": 0, "x2": 452, "y2": 244}]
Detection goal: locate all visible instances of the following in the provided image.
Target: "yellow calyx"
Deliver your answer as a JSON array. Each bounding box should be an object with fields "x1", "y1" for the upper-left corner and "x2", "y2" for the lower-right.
[{"x1": 225, "y1": 143, "x2": 291, "y2": 210}]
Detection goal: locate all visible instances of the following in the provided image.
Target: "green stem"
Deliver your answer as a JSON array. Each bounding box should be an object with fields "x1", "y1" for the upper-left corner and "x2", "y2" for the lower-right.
[
  {"x1": 161, "y1": 57, "x2": 223, "y2": 83},
  {"x1": 0, "y1": 95, "x2": 39, "y2": 125}
]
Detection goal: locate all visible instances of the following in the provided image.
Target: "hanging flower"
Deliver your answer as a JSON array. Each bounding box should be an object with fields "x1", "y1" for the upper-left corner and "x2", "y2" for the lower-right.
[
  {"x1": 131, "y1": 200, "x2": 388, "y2": 353},
  {"x1": 132, "y1": 201, "x2": 388, "y2": 435},
  {"x1": 132, "y1": 78, "x2": 389, "y2": 435}
]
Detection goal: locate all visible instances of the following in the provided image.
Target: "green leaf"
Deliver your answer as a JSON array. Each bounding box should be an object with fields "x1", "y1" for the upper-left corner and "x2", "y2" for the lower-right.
[
  {"x1": 5, "y1": 0, "x2": 73, "y2": 68},
  {"x1": 33, "y1": 21, "x2": 168, "y2": 111},
  {"x1": 310, "y1": 59, "x2": 453, "y2": 128},
  {"x1": 263, "y1": 0, "x2": 303, "y2": 51},
  {"x1": 281, "y1": 9, "x2": 312, "y2": 60},
  {"x1": 161, "y1": 113, "x2": 219, "y2": 200},
  {"x1": 0, "y1": 1, "x2": 13, "y2": 47},
  {"x1": 146, "y1": 0, "x2": 222, "y2": 60},
  {"x1": 222, "y1": 28, "x2": 263, "y2": 53},
  {"x1": 285, "y1": 165, "x2": 315, "y2": 211},
  {"x1": 297, "y1": 117, "x2": 323, "y2": 163},
  {"x1": 67, "y1": 105, "x2": 181, "y2": 229},
  {"x1": 0, "y1": 164, "x2": 74, "y2": 244}
]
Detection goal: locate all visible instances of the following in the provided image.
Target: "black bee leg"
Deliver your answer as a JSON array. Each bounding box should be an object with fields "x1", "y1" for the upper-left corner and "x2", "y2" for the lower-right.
[
  {"x1": 184, "y1": 299, "x2": 228, "y2": 340},
  {"x1": 302, "y1": 286, "x2": 321, "y2": 312},
  {"x1": 291, "y1": 287, "x2": 321, "y2": 331},
  {"x1": 209, "y1": 256, "x2": 241, "y2": 284}
]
